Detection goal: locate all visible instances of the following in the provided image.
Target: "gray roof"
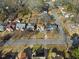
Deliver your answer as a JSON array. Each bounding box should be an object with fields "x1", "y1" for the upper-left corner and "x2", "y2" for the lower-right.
[
  {"x1": 16, "y1": 23, "x2": 26, "y2": 29},
  {"x1": 46, "y1": 23, "x2": 58, "y2": 29},
  {"x1": 26, "y1": 23, "x2": 34, "y2": 30},
  {"x1": 0, "y1": 24, "x2": 4, "y2": 31}
]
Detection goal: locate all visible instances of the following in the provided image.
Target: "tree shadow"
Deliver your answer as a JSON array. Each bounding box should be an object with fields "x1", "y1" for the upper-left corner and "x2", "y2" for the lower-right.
[
  {"x1": 0, "y1": 50, "x2": 3, "y2": 59},
  {"x1": 0, "y1": 34, "x2": 13, "y2": 47},
  {"x1": 52, "y1": 48, "x2": 65, "y2": 58},
  {"x1": 2, "y1": 51, "x2": 18, "y2": 59}
]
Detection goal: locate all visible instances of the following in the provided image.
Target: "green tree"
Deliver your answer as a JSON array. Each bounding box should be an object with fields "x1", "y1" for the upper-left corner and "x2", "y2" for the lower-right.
[
  {"x1": 0, "y1": 9, "x2": 6, "y2": 22},
  {"x1": 27, "y1": 0, "x2": 44, "y2": 11},
  {"x1": 71, "y1": 48, "x2": 79, "y2": 59},
  {"x1": 66, "y1": 2, "x2": 75, "y2": 12}
]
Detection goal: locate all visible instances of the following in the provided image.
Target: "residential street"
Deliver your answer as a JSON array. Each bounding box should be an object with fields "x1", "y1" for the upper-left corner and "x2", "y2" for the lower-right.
[
  {"x1": 52, "y1": 9, "x2": 72, "y2": 46},
  {"x1": 52, "y1": 9, "x2": 68, "y2": 44},
  {"x1": 0, "y1": 0, "x2": 79, "y2": 59},
  {"x1": 2, "y1": 9, "x2": 73, "y2": 47},
  {"x1": 4, "y1": 39, "x2": 66, "y2": 46},
  {"x1": 0, "y1": 3, "x2": 72, "y2": 47}
]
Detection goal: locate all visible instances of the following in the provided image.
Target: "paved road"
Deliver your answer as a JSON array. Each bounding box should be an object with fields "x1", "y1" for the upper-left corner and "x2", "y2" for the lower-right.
[
  {"x1": 51, "y1": 9, "x2": 72, "y2": 46},
  {"x1": 53, "y1": 10, "x2": 67, "y2": 41},
  {"x1": 4, "y1": 39, "x2": 66, "y2": 46}
]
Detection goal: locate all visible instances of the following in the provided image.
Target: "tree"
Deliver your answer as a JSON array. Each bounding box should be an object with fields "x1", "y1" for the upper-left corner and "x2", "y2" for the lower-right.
[
  {"x1": 71, "y1": 33, "x2": 79, "y2": 40},
  {"x1": 0, "y1": 9, "x2": 6, "y2": 22},
  {"x1": 65, "y1": 2, "x2": 75, "y2": 12},
  {"x1": 71, "y1": 33, "x2": 79, "y2": 47},
  {"x1": 71, "y1": 48, "x2": 79, "y2": 59},
  {"x1": 27, "y1": 0, "x2": 44, "y2": 11},
  {"x1": 65, "y1": 1, "x2": 79, "y2": 23}
]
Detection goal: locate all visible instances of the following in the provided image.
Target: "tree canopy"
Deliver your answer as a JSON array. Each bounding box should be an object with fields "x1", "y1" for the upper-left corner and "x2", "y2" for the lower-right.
[{"x1": 71, "y1": 48, "x2": 79, "y2": 59}]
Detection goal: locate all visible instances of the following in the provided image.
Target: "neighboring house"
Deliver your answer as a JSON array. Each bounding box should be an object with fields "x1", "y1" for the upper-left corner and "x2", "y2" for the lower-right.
[
  {"x1": 5, "y1": 22, "x2": 16, "y2": 32},
  {"x1": 44, "y1": 0, "x2": 55, "y2": 10},
  {"x1": 53, "y1": 55, "x2": 64, "y2": 59},
  {"x1": 58, "y1": 6, "x2": 74, "y2": 18},
  {"x1": 51, "y1": 51, "x2": 64, "y2": 59},
  {"x1": 46, "y1": 23, "x2": 58, "y2": 31},
  {"x1": 16, "y1": 23, "x2": 26, "y2": 31},
  {"x1": 16, "y1": 51, "x2": 28, "y2": 59},
  {"x1": 64, "y1": 21, "x2": 79, "y2": 36},
  {"x1": 37, "y1": 24, "x2": 45, "y2": 32},
  {"x1": 24, "y1": 47, "x2": 32, "y2": 59},
  {"x1": 15, "y1": 47, "x2": 33, "y2": 59},
  {"x1": 32, "y1": 48, "x2": 47, "y2": 59},
  {"x1": 0, "y1": 24, "x2": 4, "y2": 32},
  {"x1": 26, "y1": 23, "x2": 35, "y2": 31}
]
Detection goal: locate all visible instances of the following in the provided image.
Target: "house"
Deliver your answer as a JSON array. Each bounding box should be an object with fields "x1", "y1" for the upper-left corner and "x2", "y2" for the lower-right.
[
  {"x1": 15, "y1": 47, "x2": 33, "y2": 59},
  {"x1": 5, "y1": 22, "x2": 16, "y2": 32},
  {"x1": 32, "y1": 48, "x2": 47, "y2": 59},
  {"x1": 64, "y1": 20, "x2": 79, "y2": 36},
  {"x1": 36, "y1": 24, "x2": 45, "y2": 32},
  {"x1": 51, "y1": 49, "x2": 64, "y2": 59},
  {"x1": 16, "y1": 51, "x2": 28, "y2": 59},
  {"x1": 0, "y1": 24, "x2": 4, "y2": 32},
  {"x1": 53, "y1": 55, "x2": 64, "y2": 59},
  {"x1": 16, "y1": 23, "x2": 26, "y2": 31},
  {"x1": 26, "y1": 23, "x2": 35, "y2": 31},
  {"x1": 46, "y1": 23, "x2": 58, "y2": 31},
  {"x1": 24, "y1": 47, "x2": 32, "y2": 59}
]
